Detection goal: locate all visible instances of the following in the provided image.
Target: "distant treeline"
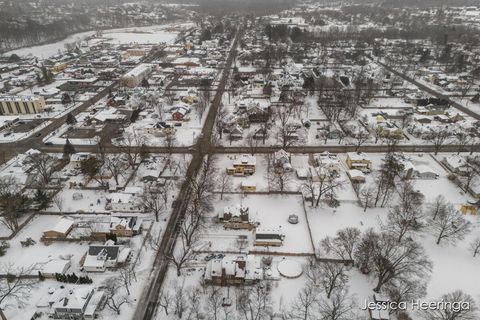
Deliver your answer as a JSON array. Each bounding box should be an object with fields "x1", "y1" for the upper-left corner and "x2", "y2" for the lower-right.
[
  {"x1": 170, "y1": 0, "x2": 298, "y2": 15},
  {"x1": 0, "y1": 15, "x2": 92, "y2": 54},
  {"x1": 351, "y1": 0, "x2": 479, "y2": 8}
]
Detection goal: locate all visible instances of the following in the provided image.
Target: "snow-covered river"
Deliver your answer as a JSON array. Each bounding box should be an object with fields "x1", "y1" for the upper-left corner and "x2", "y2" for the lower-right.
[{"x1": 5, "y1": 24, "x2": 179, "y2": 59}]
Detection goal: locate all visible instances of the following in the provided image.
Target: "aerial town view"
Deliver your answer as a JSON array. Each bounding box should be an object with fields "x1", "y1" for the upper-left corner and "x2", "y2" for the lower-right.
[{"x1": 0, "y1": 0, "x2": 479, "y2": 319}]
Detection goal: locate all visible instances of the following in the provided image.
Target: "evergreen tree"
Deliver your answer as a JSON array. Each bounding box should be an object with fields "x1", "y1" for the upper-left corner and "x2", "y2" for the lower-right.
[
  {"x1": 63, "y1": 139, "x2": 76, "y2": 158},
  {"x1": 34, "y1": 189, "x2": 50, "y2": 210},
  {"x1": 66, "y1": 113, "x2": 76, "y2": 125},
  {"x1": 41, "y1": 66, "x2": 53, "y2": 84}
]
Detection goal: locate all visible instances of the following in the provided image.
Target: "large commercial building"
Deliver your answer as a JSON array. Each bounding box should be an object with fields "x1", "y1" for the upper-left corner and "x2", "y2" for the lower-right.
[
  {"x1": 0, "y1": 95, "x2": 46, "y2": 115},
  {"x1": 120, "y1": 63, "x2": 152, "y2": 87}
]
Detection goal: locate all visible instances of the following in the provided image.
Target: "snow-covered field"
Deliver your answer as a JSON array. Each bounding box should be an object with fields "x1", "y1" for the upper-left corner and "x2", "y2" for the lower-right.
[{"x1": 5, "y1": 24, "x2": 178, "y2": 59}]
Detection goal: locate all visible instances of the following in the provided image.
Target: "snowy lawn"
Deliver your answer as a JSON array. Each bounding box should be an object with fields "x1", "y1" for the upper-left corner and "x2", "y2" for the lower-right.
[{"x1": 201, "y1": 194, "x2": 314, "y2": 255}]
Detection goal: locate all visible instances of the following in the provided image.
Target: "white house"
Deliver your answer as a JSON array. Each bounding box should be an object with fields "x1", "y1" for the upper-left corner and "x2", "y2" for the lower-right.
[
  {"x1": 46, "y1": 285, "x2": 105, "y2": 320},
  {"x1": 83, "y1": 242, "x2": 131, "y2": 272},
  {"x1": 414, "y1": 164, "x2": 439, "y2": 180}
]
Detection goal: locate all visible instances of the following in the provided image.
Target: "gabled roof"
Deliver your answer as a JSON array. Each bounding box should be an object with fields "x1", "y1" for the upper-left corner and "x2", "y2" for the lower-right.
[{"x1": 88, "y1": 245, "x2": 120, "y2": 260}]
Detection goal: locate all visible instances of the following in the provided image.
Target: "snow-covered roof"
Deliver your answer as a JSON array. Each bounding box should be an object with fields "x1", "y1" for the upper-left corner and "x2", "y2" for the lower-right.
[
  {"x1": 347, "y1": 152, "x2": 370, "y2": 162},
  {"x1": 41, "y1": 259, "x2": 70, "y2": 275},
  {"x1": 49, "y1": 218, "x2": 74, "y2": 234},
  {"x1": 233, "y1": 154, "x2": 256, "y2": 166}
]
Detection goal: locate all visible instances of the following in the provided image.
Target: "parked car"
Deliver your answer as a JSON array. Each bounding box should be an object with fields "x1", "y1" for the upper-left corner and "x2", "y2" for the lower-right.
[
  {"x1": 204, "y1": 253, "x2": 216, "y2": 261},
  {"x1": 288, "y1": 214, "x2": 299, "y2": 224}
]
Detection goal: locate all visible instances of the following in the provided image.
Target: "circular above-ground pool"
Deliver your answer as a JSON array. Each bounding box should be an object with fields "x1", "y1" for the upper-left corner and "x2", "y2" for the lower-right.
[{"x1": 277, "y1": 259, "x2": 303, "y2": 278}]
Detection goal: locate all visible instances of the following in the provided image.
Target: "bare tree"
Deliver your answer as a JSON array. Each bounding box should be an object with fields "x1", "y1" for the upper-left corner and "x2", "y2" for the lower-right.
[
  {"x1": 352, "y1": 131, "x2": 369, "y2": 151},
  {"x1": 268, "y1": 168, "x2": 291, "y2": 192},
  {"x1": 320, "y1": 227, "x2": 361, "y2": 262},
  {"x1": 0, "y1": 264, "x2": 37, "y2": 306},
  {"x1": 354, "y1": 230, "x2": 432, "y2": 293},
  {"x1": 386, "y1": 180, "x2": 425, "y2": 242},
  {"x1": 427, "y1": 195, "x2": 448, "y2": 221},
  {"x1": 185, "y1": 287, "x2": 202, "y2": 320},
  {"x1": 158, "y1": 290, "x2": 171, "y2": 316},
  {"x1": 116, "y1": 131, "x2": 148, "y2": 168},
  {"x1": 205, "y1": 286, "x2": 223, "y2": 320},
  {"x1": 318, "y1": 262, "x2": 349, "y2": 299},
  {"x1": 164, "y1": 131, "x2": 177, "y2": 155},
  {"x1": 384, "y1": 278, "x2": 427, "y2": 317},
  {"x1": 275, "y1": 104, "x2": 297, "y2": 148},
  {"x1": 462, "y1": 165, "x2": 478, "y2": 195},
  {"x1": 236, "y1": 282, "x2": 272, "y2": 320},
  {"x1": 103, "y1": 277, "x2": 131, "y2": 315},
  {"x1": 247, "y1": 132, "x2": 259, "y2": 156},
  {"x1": 285, "y1": 283, "x2": 320, "y2": 320},
  {"x1": 302, "y1": 166, "x2": 345, "y2": 208},
  {"x1": 215, "y1": 108, "x2": 228, "y2": 140},
  {"x1": 119, "y1": 265, "x2": 136, "y2": 296},
  {"x1": 373, "y1": 154, "x2": 404, "y2": 208},
  {"x1": 0, "y1": 177, "x2": 30, "y2": 233},
  {"x1": 172, "y1": 280, "x2": 188, "y2": 319},
  {"x1": 79, "y1": 156, "x2": 108, "y2": 190},
  {"x1": 167, "y1": 230, "x2": 197, "y2": 277},
  {"x1": 470, "y1": 238, "x2": 480, "y2": 258},
  {"x1": 429, "y1": 203, "x2": 471, "y2": 245},
  {"x1": 52, "y1": 193, "x2": 64, "y2": 212},
  {"x1": 317, "y1": 289, "x2": 356, "y2": 320},
  {"x1": 426, "y1": 127, "x2": 451, "y2": 156},
  {"x1": 455, "y1": 132, "x2": 474, "y2": 154},
  {"x1": 104, "y1": 155, "x2": 128, "y2": 187},
  {"x1": 421, "y1": 290, "x2": 478, "y2": 320},
  {"x1": 359, "y1": 186, "x2": 376, "y2": 212},
  {"x1": 140, "y1": 185, "x2": 164, "y2": 222},
  {"x1": 218, "y1": 171, "x2": 232, "y2": 200},
  {"x1": 24, "y1": 153, "x2": 58, "y2": 187}
]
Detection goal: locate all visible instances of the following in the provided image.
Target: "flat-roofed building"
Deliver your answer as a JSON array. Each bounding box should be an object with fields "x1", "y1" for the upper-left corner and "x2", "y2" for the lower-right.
[{"x1": 0, "y1": 95, "x2": 46, "y2": 115}]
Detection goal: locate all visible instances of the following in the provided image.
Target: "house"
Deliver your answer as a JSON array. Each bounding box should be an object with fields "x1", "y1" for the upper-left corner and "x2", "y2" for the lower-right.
[
  {"x1": 204, "y1": 255, "x2": 263, "y2": 286},
  {"x1": 89, "y1": 216, "x2": 142, "y2": 240},
  {"x1": 172, "y1": 108, "x2": 187, "y2": 121},
  {"x1": 144, "y1": 122, "x2": 175, "y2": 137},
  {"x1": 240, "y1": 180, "x2": 257, "y2": 192},
  {"x1": 246, "y1": 104, "x2": 269, "y2": 123},
  {"x1": 83, "y1": 242, "x2": 131, "y2": 272},
  {"x1": 254, "y1": 228, "x2": 285, "y2": 247},
  {"x1": 443, "y1": 155, "x2": 469, "y2": 175},
  {"x1": 274, "y1": 149, "x2": 292, "y2": 172},
  {"x1": 120, "y1": 63, "x2": 152, "y2": 87},
  {"x1": 91, "y1": 108, "x2": 127, "y2": 124},
  {"x1": 346, "y1": 152, "x2": 372, "y2": 171},
  {"x1": 219, "y1": 205, "x2": 256, "y2": 230},
  {"x1": 41, "y1": 260, "x2": 71, "y2": 277},
  {"x1": 170, "y1": 104, "x2": 191, "y2": 121},
  {"x1": 347, "y1": 169, "x2": 366, "y2": 183},
  {"x1": 105, "y1": 191, "x2": 142, "y2": 212},
  {"x1": 327, "y1": 129, "x2": 345, "y2": 140},
  {"x1": 253, "y1": 127, "x2": 267, "y2": 140},
  {"x1": 51, "y1": 62, "x2": 68, "y2": 73},
  {"x1": 43, "y1": 218, "x2": 75, "y2": 240},
  {"x1": 414, "y1": 164, "x2": 439, "y2": 179},
  {"x1": 109, "y1": 216, "x2": 142, "y2": 237},
  {"x1": 460, "y1": 200, "x2": 479, "y2": 215},
  {"x1": 70, "y1": 153, "x2": 94, "y2": 170},
  {"x1": 46, "y1": 285, "x2": 105, "y2": 320},
  {"x1": 227, "y1": 154, "x2": 256, "y2": 176},
  {"x1": 296, "y1": 167, "x2": 311, "y2": 180},
  {"x1": 229, "y1": 124, "x2": 244, "y2": 140},
  {"x1": 316, "y1": 152, "x2": 342, "y2": 176}
]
